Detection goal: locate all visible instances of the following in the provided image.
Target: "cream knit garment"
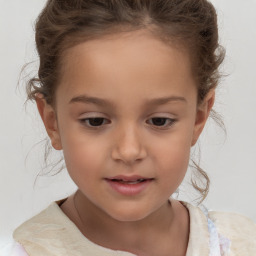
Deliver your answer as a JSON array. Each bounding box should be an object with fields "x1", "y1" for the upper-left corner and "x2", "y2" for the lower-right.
[{"x1": 12, "y1": 198, "x2": 256, "y2": 256}]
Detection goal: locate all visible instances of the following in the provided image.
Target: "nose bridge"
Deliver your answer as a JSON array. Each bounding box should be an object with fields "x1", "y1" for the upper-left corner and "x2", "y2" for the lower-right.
[{"x1": 112, "y1": 120, "x2": 146, "y2": 164}]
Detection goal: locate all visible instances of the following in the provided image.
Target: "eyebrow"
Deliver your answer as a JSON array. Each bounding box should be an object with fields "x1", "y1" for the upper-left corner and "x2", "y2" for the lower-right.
[{"x1": 69, "y1": 94, "x2": 187, "y2": 107}]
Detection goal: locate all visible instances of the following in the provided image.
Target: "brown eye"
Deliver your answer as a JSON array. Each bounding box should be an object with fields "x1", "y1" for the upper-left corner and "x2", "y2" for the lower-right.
[
  {"x1": 148, "y1": 117, "x2": 176, "y2": 127},
  {"x1": 80, "y1": 118, "x2": 109, "y2": 127}
]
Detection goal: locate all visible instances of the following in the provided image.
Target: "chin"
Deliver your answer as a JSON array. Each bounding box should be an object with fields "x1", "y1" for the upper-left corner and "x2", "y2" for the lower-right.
[{"x1": 104, "y1": 204, "x2": 153, "y2": 222}]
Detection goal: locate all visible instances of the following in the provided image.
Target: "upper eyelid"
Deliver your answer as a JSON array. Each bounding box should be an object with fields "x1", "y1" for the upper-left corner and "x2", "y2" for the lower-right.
[
  {"x1": 78, "y1": 112, "x2": 176, "y2": 118},
  {"x1": 79, "y1": 112, "x2": 107, "y2": 117},
  {"x1": 79, "y1": 117, "x2": 176, "y2": 127},
  {"x1": 79, "y1": 116, "x2": 176, "y2": 121}
]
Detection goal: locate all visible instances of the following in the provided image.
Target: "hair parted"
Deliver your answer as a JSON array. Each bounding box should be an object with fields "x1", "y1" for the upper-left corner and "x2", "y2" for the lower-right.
[{"x1": 27, "y1": 0, "x2": 225, "y2": 203}]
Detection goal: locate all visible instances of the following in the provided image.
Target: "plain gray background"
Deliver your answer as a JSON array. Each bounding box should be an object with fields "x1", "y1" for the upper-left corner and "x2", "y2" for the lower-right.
[{"x1": 0, "y1": 0, "x2": 256, "y2": 246}]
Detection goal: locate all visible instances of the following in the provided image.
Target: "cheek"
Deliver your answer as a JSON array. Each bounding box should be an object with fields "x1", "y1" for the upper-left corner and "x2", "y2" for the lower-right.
[
  {"x1": 152, "y1": 129, "x2": 193, "y2": 182},
  {"x1": 155, "y1": 145, "x2": 190, "y2": 196},
  {"x1": 60, "y1": 129, "x2": 105, "y2": 179},
  {"x1": 157, "y1": 143, "x2": 190, "y2": 175}
]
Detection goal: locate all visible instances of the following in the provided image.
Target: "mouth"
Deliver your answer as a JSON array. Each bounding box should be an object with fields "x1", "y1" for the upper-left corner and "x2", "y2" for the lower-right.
[
  {"x1": 107, "y1": 178, "x2": 152, "y2": 185},
  {"x1": 105, "y1": 175, "x2": 154, "y2": 184},
  {"x1": 104, "y1": 175, "x2": 154, "y2": 196}
]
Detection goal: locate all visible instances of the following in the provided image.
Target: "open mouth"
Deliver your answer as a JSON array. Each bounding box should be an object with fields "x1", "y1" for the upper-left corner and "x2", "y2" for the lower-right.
[
  {"x1": 110, "y1": 178, "x2": 148, "y2": 184},
  {"x1": 106, "y1": 177, "x2": 153, "y2": 185},
  {"x1": 105, "y1": 177, "x2": 154, "y2": 195}
]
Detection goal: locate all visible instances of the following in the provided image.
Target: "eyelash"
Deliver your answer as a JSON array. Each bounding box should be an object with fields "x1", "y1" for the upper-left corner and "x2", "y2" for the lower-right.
[{"x1": 79, "y1": 117, "x2": 176, "y2": 129}]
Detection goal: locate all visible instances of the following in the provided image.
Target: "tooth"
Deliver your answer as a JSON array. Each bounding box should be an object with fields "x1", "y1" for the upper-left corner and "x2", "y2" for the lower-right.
[{"x1": 120, "y1": 180, "x2": 143, "y2": 184}]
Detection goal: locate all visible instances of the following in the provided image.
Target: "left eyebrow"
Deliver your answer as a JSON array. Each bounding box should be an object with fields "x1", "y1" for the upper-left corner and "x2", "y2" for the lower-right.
[
  {"x1": 145, "y1": 96, "x2": 187, "y2": 106},
  {"x1": 69, "y1": 94, "x2": 187, "y2": 107}
]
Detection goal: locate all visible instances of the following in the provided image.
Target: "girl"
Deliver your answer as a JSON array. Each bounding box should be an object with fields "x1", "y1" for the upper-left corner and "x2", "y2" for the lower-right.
[{"x1": 7, "y1": 0, "x2": 256, "y2": 255}]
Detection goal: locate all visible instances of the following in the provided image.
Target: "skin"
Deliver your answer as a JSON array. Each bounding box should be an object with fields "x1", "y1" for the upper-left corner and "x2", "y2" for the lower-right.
[{"x1": 36, "y1": 30, "x2": 215, "y2": 256}]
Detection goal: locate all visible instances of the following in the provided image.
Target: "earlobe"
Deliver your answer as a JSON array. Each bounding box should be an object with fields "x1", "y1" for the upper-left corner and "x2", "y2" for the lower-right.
[
  {"x1": 191, "y1": 90, "x2": 215, "y2": 146},
  {"x1": 36, "y1": 94, "x2": 62, "y2": 150}
]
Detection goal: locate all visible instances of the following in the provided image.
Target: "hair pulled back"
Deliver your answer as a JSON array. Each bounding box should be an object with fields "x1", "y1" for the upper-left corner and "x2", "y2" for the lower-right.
[{"x1": 28, "y1": 0, "x2": 225, "y2": 202}]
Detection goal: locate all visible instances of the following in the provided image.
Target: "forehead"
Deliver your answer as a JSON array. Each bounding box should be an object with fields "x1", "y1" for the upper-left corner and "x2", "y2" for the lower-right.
[{"x1": 57, "y1": 30, "x2": 196, "y2": 105}]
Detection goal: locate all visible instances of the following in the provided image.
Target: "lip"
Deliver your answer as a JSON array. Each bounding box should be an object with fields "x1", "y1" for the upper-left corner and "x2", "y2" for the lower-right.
[
  {"x1": 107, "y1": 175, "x2": 151, "y2": 181},
  {"x1": 105, "y1": 175, "x2": 154, "y2": 196}
]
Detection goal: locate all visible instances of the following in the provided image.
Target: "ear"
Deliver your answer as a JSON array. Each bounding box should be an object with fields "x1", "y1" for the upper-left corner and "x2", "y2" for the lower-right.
[
  {"x1": 36, "y1": 94, "x2": 62, "y2": 150},
  {"x1": 191, "y1": 89, "x2": 215, "y2": 146}
]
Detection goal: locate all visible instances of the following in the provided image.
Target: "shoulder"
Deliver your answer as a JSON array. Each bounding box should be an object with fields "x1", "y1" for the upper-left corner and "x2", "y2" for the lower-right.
[
  {"x1": 13, "y1": 201, "x2": 63, "y2": 239},
  {"x1": 12, "y1": 201, "x2": 64, "y2": 255},
  {"x1": 209, "y1": 211, "x2": 256, "y2": 255},
  {"x1": 0, "y1": 239, "x2": 28, "y2": 256},
  {"x1": 209, "y1": 210, "x2": 256, "y2": 237}
]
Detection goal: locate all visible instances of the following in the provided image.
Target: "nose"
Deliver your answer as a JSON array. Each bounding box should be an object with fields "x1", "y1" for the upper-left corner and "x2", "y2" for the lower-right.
[{"x1": 111, "y1": 124, "x2": 147, "y2": 165}]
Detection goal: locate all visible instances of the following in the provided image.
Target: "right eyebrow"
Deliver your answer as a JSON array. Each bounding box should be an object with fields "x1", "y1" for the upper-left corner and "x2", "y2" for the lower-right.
[{"x1": 69, "y1": 95, "x2": 116, "y2": 108}]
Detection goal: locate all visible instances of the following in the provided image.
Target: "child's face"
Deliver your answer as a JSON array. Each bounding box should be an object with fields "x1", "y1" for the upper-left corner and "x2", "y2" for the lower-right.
[{"x1": 38, "y1": 30, "x2": 213, "y2": 221}]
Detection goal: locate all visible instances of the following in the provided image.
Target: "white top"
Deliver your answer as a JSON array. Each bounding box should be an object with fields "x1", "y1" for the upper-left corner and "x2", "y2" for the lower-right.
[
  {"x1": 4, "y1": 198, "x2": 256, "y2": 256},
  {"x1": 0, "y1": 240, "x2": 28, "y2": 256}
]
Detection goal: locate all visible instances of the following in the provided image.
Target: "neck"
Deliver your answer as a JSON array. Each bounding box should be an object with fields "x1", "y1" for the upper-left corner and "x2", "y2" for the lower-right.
[{"x1": 71, "y1": 190, "x2": 189, "y2": 255}]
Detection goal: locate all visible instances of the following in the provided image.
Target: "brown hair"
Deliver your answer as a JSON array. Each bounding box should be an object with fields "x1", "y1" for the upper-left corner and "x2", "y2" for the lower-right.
[{"x1": 27, "y1": 0, "x2": 225, "y2": 202}]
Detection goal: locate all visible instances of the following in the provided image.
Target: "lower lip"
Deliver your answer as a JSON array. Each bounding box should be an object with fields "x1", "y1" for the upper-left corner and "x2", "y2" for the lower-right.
[{"x1": 105, "y1": 179, "x2": 153, "y2": 196}]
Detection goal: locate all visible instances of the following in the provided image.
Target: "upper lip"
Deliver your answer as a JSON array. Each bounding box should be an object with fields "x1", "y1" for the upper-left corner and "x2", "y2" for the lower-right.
[{"x1": 106, "y1": 175, "x2": 154, "y2": 181}]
